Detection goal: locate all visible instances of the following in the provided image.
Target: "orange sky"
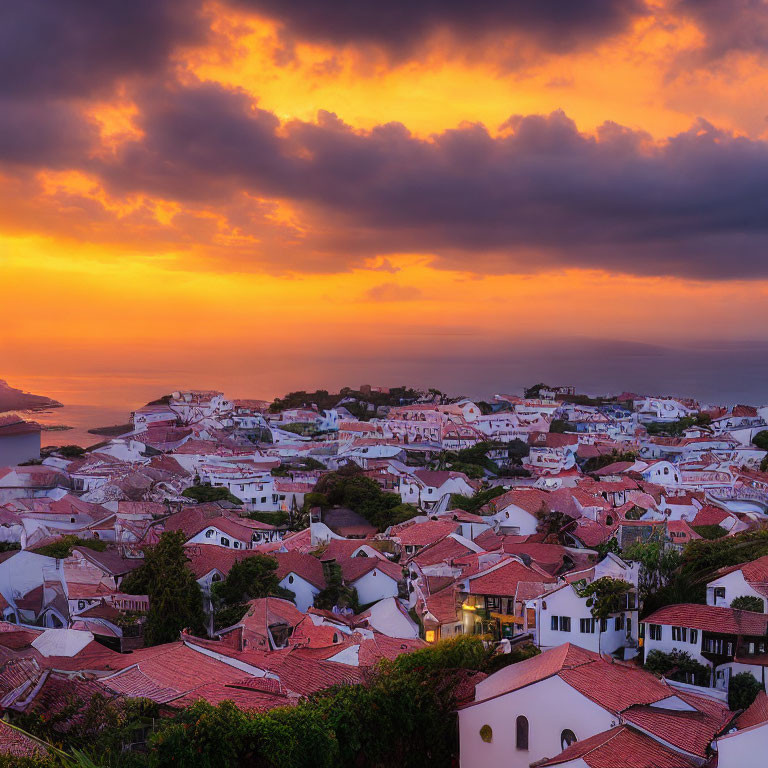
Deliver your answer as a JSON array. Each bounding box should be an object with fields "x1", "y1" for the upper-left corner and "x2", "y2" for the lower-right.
[{"x1": 2, "y1": 0, "x2": 768, "y2": 402}]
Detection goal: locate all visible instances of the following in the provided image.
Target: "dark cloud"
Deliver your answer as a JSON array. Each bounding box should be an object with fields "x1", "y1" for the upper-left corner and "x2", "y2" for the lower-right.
[
  {"x1": 0, "y1": 1, "x2": 205, "y2": 100},
  {"x1": 673, "y1": 0, "x2": 768, "y2": 60},
  {"x1": 233, "y1": 0, "x2": 647, "y2": 56},
  {"x1": 91, "y1": 83, "x2": 768, "y2": 279}
]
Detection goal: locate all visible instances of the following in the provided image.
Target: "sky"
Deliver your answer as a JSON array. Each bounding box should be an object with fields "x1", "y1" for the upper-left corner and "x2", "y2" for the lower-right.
[{"x1": 2, "y1": 0, "x2": 768, "y2": 406}]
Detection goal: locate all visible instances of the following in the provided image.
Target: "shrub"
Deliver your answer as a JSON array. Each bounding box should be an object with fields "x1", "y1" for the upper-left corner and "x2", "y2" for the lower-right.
[
  {"x1": 731, "y1": 595, "x2": 765, "y2": 613},
  {"x1": 729, "y1": 672, "x2": 764, "y2": 711}
]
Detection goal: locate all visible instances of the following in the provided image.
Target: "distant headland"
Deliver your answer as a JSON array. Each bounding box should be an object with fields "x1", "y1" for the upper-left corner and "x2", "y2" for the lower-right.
[{"x1": 0, "y1": 379, "x2": 62, "y2": 412}]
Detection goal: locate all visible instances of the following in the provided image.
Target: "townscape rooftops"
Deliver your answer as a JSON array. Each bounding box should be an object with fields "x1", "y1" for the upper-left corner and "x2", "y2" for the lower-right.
[{"x1": 643, "y1": 603, "x2": 768, "y2": 635}]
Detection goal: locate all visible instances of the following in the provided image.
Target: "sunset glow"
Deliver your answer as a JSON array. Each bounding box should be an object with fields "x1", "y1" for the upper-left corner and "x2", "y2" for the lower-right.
[{"x1": 2, "y1": 0, "x2": 768, "y2": 402}]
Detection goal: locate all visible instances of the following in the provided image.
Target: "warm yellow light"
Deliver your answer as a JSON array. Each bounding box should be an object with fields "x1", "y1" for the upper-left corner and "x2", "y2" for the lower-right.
[
  {"x1": 461, "y1": 602, "x2": 477, "y2": 612},
  {"x1": 425, "y1": 630, "x2": 436, "y2": 643}
]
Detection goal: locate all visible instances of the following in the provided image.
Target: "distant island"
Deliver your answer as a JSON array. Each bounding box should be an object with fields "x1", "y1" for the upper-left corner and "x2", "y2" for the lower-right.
[{"x1": 0, "y1": 379, "x2": 62, "y2": 412}]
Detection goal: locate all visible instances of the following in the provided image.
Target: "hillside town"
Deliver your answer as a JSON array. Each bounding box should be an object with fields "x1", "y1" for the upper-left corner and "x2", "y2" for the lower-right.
[{"x1": 0, "y1": 383, "x2": 767, "y2": 766}]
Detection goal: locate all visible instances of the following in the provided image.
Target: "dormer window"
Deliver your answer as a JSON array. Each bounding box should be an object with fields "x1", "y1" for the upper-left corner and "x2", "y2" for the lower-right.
[{"x1": 205, "y1": 529, "x2": 214, "y2": 538}]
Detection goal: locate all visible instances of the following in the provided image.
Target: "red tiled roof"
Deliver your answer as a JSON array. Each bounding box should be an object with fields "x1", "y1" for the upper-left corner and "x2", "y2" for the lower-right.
[
  {"x1": 464, "y1": 557, "x2": 554, "y2": 597},
  {"x1": 481, "y1": 488, "x2": 551, "y2": 516},
  {"x1": 0, "y1": 719, "x2": 46, "y2": 757},
  {"x1": 410, "y1": 535, "x2": 477, "y2": 567},
  {"x1": 393, "y1": 520, "x2": 459, "y2": 547},
  {"x1": 540, "y1": 725, "x2": 696, "y2": 767},
  {"x1": 339, "y1": 556, "x2": 402, "y2": 584},
  {"x1": 691, "y1": 505, "x2": 731, "y2": 528},
  {"x1": 273, "y1": 551, "x2": 326, "y2": 589},
  {"x1": 643, "y1": 603, "x2": 768, "y2": 635},
  {"x1": 736, "y1": 690, "x2": 768, "y2": 729},
  {"x1": 622, "y1": 701, "x2": 732, "y2": 757}
]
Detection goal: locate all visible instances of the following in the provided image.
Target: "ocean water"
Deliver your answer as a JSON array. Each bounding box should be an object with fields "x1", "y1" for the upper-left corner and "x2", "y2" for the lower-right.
[{"x1": 4, "y1": 337, "x2": 768, "y2": 447}]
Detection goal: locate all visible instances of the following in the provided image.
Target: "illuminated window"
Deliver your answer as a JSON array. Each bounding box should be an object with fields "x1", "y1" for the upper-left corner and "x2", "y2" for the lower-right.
[{"x1": 425, "y1": 630, "x2": 436, "y2": 643}]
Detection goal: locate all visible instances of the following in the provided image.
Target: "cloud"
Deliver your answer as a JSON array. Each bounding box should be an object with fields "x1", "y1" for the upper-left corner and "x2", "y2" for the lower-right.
[
  {"x1": 672, "y1": 0, "x2": 768, "y2": 61},
  {"x1": 0, "y1": 1, "x2": 205, "y2": 100},
  {"x1": 83, "y1": 83, "x2": 768, "y2": 279},
  {"x1": 232, "y1": 0, "x2": 647, "y2": 57},
  {"x1": 366, "y1": 283, "x2": 424, "y2": 302}
]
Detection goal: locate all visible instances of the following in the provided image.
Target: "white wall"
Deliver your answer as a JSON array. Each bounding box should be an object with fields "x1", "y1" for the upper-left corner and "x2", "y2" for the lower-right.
[
  {"x1": 459, "y1": 674, "x2": 615, "y2": 768},
  {"x1": 187, "y1": 527, "x2": 249, "y2": 550},
  {"x1": 0, "y1": 432, "x2": 40, "y2": 467},
  {"x1": 717, "y1": 722, "x2": 768, "y2": 768},
  {"x1": 279, "y1": 573, "x2": 320, "y2": 613},
  {"x1": 707, "y1": 571, "x2": 766, "y2": 610},
  {"x1": 352, "y1": 568, "x2": 399, "y2": 606}
]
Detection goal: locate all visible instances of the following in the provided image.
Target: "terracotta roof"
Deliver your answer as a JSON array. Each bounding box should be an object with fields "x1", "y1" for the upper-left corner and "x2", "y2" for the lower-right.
[
  {"x1": 539, "y1": 725, "x2": 696, "y2": 767},
  {"x1": 481, "y1": 488, "x2": 551, "y2": 516},
  {"x1": 0, "y1": 719, "x2": 46, "y2": 757},
  {"x1": 409, "y1": 535, "x2": 477, "y2": 567},
  {"x1": 273, "y1": 551, "x2": 326, "y2": 590},
  {"x1": 464, "y1": 557, "x2": 554, "y2": 597},
  {"x1": 622, "y1": 701, "x2": 732, "y2": 757},
  {"x1": 736, "y1": 690, "x2": 768, "y2": 729},
  {"x1": 393, "y1": 520, "x2": 459, "y2": 547},
  {"x1": 643, "y1": 603, "x2": 768, "y2": 635},
  {"x1": 691, "y1": 505, "x2": 731, "y2": 528},
  {"x1": 339, "y1": 556, "x2": 403, "y2": 584}
]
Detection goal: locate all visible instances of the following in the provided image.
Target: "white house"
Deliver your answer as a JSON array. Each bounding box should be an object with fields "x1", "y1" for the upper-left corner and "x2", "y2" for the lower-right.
[
  {"x1": 458, "y1": 642, "x2": 714, "y2": 768},
  {"x1": 398, "y1": 470, "x2": 474, "y2": 511},
  {"x1": 340, "y1": 558, "x2": 403, "y2": 606},
  {"x1": 706, "y1": 556, "x2": 768, "y2": 611}
]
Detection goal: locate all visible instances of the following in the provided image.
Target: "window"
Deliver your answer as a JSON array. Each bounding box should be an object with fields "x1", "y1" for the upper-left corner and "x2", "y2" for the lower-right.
[
  {"x1": 288, "y1": 574, "x2": 294, "y2": 584},
  {"x1": 205, "y1": 529, "x2": 214, "y2": 538},
  {"x1": 559, "y1": 616, "x2": 571, "y2": 632},
  {"x1": 221, "y1": 537, "x2": 230, "y2": 547},
  {"x1": 672, "y1": 626, "x2": 687, "y2": 642},
  {"x1": 580, "y1": 618, "x2": 595, "y2": 634},
  {"x1": 649, "y1": 624, "x2": 662, "y2": 641},
  {"x1": 516, "y1": 716, "x2": 529, "y2": 751},
  {"x1": 561, "y1": 730, "x2": 577, "y2": 750},
  {"x1": 600, "y1": 618, "x2": 608, "y2": 633},
  {"x1": 615, "y1": 615, "x2": 624, "y2": 631},
  {"x1": 690, "y1": 629, "x2": 698, "y2": 644},
  {"x1": 551, "y1": 615, "x2": 559, "y2": 631},
  {"x1": 714, "y1": 587, "x2": 726, "y2": 600}
]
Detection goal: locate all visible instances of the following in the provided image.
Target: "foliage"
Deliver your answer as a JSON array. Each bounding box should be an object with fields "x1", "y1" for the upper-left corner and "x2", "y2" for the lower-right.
[
  {"x1": 313, "y1": 467, "x2": 419, "y2": 530},
  {"x1": 450, "y1": 485, "x2": 505, "y2": 514},
  {"x1": 270, "y1": 466, "x2": 290, "y2": 476},
  {"x1": 454, "y1": 442, "x2": 502, "y2": 474},
  {"x1": 303, "y1": 491, "x2": 329, "y2": 510},
  {"x1": 506, "y1": 439, "x2": 530, "y2": 464},
  {"x1": 582, "y1": 449, "x2": 637, "y2": 474},
  {"x1": 148, "y1": 635, "x2": 489, "y2": 768},
  {"x1": 55, "y1": 445, "x2": 86, "y2": 458},
  {"x1": 622, "y1": 539, "x2": 684, "y2": 611},
  {"x1": 751, "y1": 430, "x2": 768, "y2": 451},
  {"x1": 0, "y1": 541, "x2": 21, "y2": 553},
  {"x1": 14, "y1": 693, "x2": 159, "y2": 767},
  {"x1": 34, "y1": 535, "x2": 106, "y2": 559},
  {"x1": 181, "y1": 484, "x2": 243, "y2": 505},
  {"x1": 483, "y1": 643, "x2": 540, "y2": 675},
  {"x1": 645, "y1": 414, "x2": 711, "y2": 437},
  {"x1": 212, "y1": 555, "x2": 293, "y2": 608},
  {"x1": 728, "y1": 672, "x2": 764, "y2": 711},
  {"x1": 313, "y1": 562, "x2": 358, "y2": 612},
  {"x1": 731, "y1": 595, "x2": 765, "y2": 613},
  {"x1": 535, "y1": 504, "x2": 574, "y2": 544},
  {"x1": 244, "y1": 510, "x2": 290, "y2": 527},
  {"x1": 692, "y1": 524, "x2": 728, "y2": 540},
  {"x1": 269, "y1": 386, "x2": 421, "y2": 414},
  {"x1": 277, "y1": 422, "x2": 317, "y2": 436},
  {"x1": 596, "y1": 537, "x2": 621, "y2": 558},
  {"x1": 549, "y1": 419, "x2": 575, "y2": 433},
  {"x1": 121, "y1": 531, "x2": 205, "y2": 645},
  {"x1": 580, "y1": 577, "x2": 633, "y2": 620},
  {"x1": 644, "y1": 649, "x2": 710, "y2": 686}
]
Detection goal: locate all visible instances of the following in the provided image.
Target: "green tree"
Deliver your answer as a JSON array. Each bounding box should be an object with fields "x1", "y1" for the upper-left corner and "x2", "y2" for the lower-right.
[
  {"x1": 450, "y1": 485, "x2": 505, "y2": 514},
  {"x1": 622, "y1": 539, "x2": 683, "y2": 608},
  {"x1": 644, "y1": 649, "x2": 710, "y2": 686},
  {"x1": 181, "y1": 484, "x2": 242, "y2": 505},
  {"x1": 314, "y1": 562, "x2": 359, "y2": 612},
  {"x1": 731, "y1": 595, "x2": 765, "y2": 613},
  {"x1": 579, "y1": 577, "x2": 633, "y2": 652},
  {"x1": 692, "y1": 524, "x2": 728, "y2": 540},
  {"x1": 33, "y1": 535, "x2": 106, "y2": 559},
  {"x1": 549, "y1": 419, "x2": 575, "y2": 433},
  {"x1": 752, "y1": 430, "x2": 768, "y2": 451},
  {"x1": 121, "y1": 531, "x2": 205, "y2": 645},
  {"x1": 535, "y1": 504, "x2": 574, "y2": 544},
  {"x1": 728, "y1": 671, "x2": 763, "y2": 711}
]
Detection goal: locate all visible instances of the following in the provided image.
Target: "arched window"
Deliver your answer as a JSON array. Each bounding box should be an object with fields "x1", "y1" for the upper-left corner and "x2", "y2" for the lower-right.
[
  {"x1": 561, "y1": 730, "x2": 577, "y2": 750},
  {"x1": 288, "y1": 574, "x2": 294, "y2": 584},
  {"x1": 205, "y1": 529, "x2": 214, "y2": 538},
  {"x1": 516, "y1": 716, "x2": 529, "y2": 750}
]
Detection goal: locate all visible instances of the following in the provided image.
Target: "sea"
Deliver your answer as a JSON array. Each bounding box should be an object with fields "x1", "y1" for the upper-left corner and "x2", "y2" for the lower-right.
[{"x1": 5, "y1": 337, "x2": 768, "y2": 448}]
